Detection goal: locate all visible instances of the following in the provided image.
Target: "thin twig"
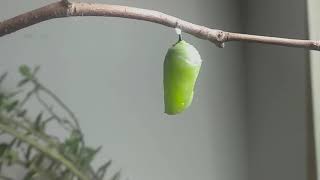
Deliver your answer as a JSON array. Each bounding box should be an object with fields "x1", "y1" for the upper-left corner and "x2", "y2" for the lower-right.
[
  {"x1": 35, "y1": 91, "x2": 74, "y2": 131},
  {"x1": 0, "y1": 1, "x2": 319, "y2": 50},
  {"x1": 33, "y1": 80, "x2": 85, "y2": 146},
  {"x1": 38, "y1": 85, "x2": 81, "y2": 132},
  {"x1": 29, "y1": 77, "x2": 82, "y2": 136},
  {"x1": 19, "y1": 87, "x2": 37, "y2": 108}
]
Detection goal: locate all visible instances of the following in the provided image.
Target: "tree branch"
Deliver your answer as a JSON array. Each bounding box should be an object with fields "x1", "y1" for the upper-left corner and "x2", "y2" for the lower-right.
[{"x1": 0, "y1": 1, "x2": 319, "y2": 50}]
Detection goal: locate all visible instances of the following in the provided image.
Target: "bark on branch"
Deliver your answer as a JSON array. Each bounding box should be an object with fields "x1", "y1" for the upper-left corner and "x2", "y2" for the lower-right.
[{"x1": 0, "y1": 1, "x2": 319, "y2": 51}]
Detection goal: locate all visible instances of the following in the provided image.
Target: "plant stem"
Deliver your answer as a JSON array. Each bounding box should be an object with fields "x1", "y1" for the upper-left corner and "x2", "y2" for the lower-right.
[
  {"x1": 39, "y1": 85, "x2": 81, "y2": 131},
  {"x1": 0, "y1": 175, "x2": 13, "y2": 180},
  {"x1": 0, "y1": 117, "x2": 90, "y2": 180}
]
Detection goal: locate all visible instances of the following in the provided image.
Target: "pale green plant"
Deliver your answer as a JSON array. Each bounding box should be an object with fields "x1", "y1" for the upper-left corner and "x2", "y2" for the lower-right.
[{"x1": 0, "y1": 65, "x2": 121, "y2": 180}]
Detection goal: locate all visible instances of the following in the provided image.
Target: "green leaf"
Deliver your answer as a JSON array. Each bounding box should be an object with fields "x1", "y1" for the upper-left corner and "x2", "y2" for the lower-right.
[
  {"x1": 26, "y1": 153, "x2": 41, "y2": 169},
  {"x1": 24, "y1": 170, "x2": 37, "y2": 180},
  {"x1": 0, "y1": 93, "x2": 5, "y2": 107},
  {"x1": 79, "y1": 146, "x2": 101, "y2": 168},
  {"x1": 60, "y1": 169, "x2": 71, "y2": 179},
  {"x1": 63, "y1": 130, "x2": 82, "y2": 156},
  {"x1": 35, "y1": 154, "x2": 44, "y2": 166},
  {"x1": 0, "y1": 143, "x2": 8, "y2": 157},
  {"x1": 110, "y1": 171, "x2": 121, "y2": 180},
  {"x1": 25, "y1": 145, "x2": 32, "y2": 161},
  {"x1": 0, "y1": 72, "x2": 8, "y2": 85},
  {"x1": 24, "y1": 131, "x2": 32, "y2": 137},
  {"x1": 16, "y1": 140, "x2": 22, "y2": 148},
  {"x1": 4, "y1": 149, "x2": 19, "y2": 166},
  {"x1": 19, "y1": 65, "x2": 32, "y2": 79},
  {"x1": 0, "y1": 174, "x2": 13, "y2": 180},
  {"x1": 25, "y1": 158, "x2": 34, "y2": 169},
  {"x1": 34, "y1": 112, "x2": 43, "y2": 131},
  {"x1": 46, "y1": 161, "x2": 56, "y2": 171},
  {"x1": 97, "y1": 160, "x2": 112, "y2": 179},
  {"x1": 9, "y1": 138, "x2": 17, "y2": 148},
  {"x1": 5, "y1": 100, "x2": 19, "y2": 112},
  {"x1": 17, "y1": 109, "x2": 27, "y2": 117}
]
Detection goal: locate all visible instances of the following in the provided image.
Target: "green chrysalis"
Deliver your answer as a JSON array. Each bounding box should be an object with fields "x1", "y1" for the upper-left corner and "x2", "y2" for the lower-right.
[{"x1": 163, "y1": 40, "x2": 202, "y2": 115}]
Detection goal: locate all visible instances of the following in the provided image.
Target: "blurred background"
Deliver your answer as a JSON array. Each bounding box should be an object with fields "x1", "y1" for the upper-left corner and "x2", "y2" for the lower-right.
[{"x1": 0, "y1": 0, "x2": 318, "y2": 180}]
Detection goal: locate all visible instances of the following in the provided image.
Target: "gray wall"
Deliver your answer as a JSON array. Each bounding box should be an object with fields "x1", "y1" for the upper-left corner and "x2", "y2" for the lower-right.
[
  {"x1": 0, "y1": 0, "x2": 247, "y2": 180},
  {"x1": 246, "y1": 0, "x2": 308, "y2": 180}
]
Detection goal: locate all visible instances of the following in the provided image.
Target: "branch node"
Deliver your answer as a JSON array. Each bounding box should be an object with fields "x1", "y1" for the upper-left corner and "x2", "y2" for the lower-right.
[
  {"x1": 215, "y1": 31, "x2": 228, "y2": 48},
  {"x1": 207, "y1": 30, "x2": 226, "y2": 48},
  {"x1": 216, "y1": 31, "x2": 225, "y2": 41},
  {"x1": 61, "y1": 0, "x2": 71, "y2": 7},
  {"x1": 175, "y1": 20, "x2": 182, "y2": 30},
  {"x1": 66, "y1": 3, "x2": 76, "y2": 15}
]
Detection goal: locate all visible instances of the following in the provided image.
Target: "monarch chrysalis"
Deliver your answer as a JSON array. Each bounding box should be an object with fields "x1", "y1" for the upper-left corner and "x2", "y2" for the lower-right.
[{"x1": 163, "y1": 40, "x2": 202, "y2": 115}]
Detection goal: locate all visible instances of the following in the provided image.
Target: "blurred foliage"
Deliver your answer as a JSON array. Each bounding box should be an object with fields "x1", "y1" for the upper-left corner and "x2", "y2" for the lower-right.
[{"x1": 0, "y1": 65, "x2": 121, "y2": 180}]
